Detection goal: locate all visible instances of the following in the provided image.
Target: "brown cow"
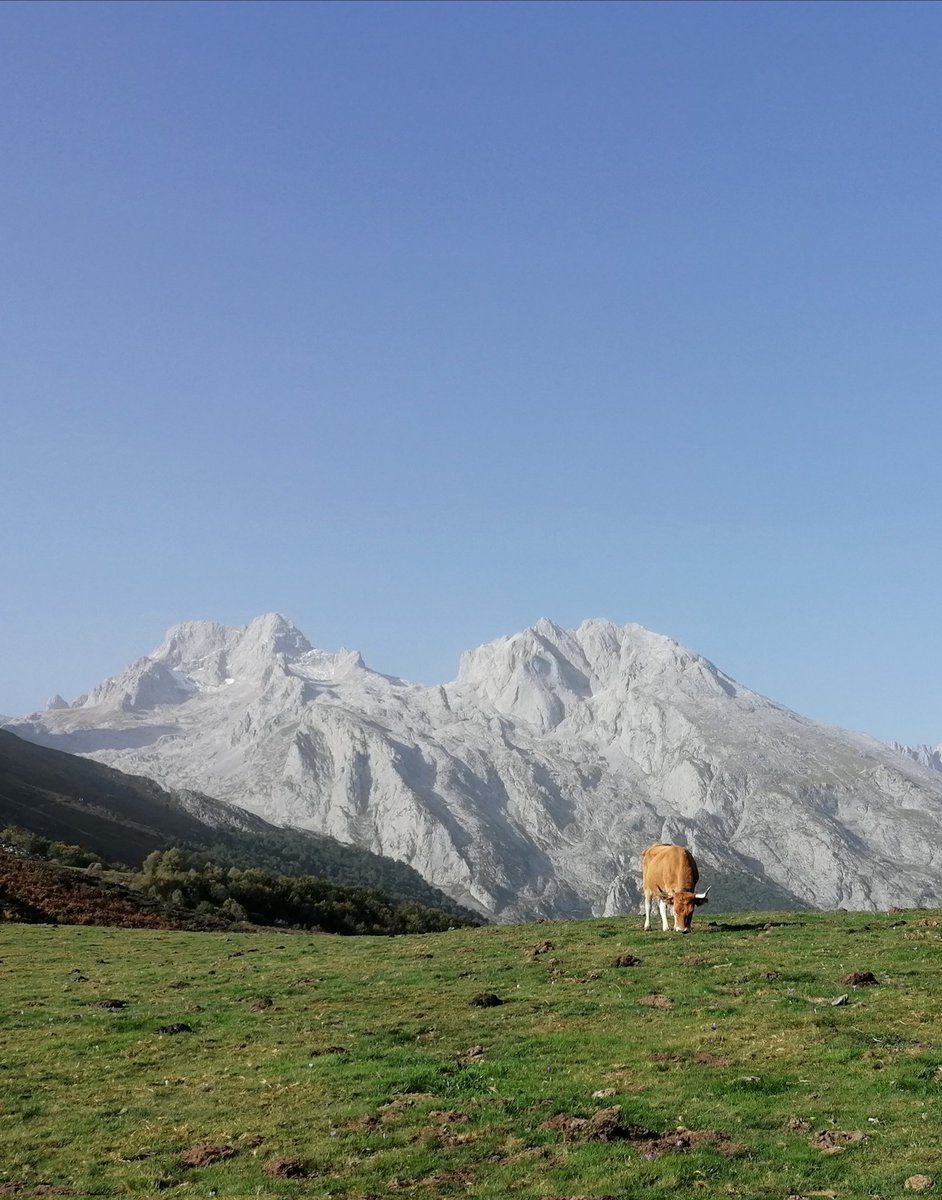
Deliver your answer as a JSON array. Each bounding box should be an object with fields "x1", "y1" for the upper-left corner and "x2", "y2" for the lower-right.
[{"x1": 642, "y1": 843, "x2": 710, "y2": 934}]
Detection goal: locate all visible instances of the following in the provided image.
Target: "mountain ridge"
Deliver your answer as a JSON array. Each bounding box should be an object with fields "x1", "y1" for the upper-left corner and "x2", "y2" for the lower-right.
[{"x1": 6, "y1": 613, "x2": 942, "y2": 920}]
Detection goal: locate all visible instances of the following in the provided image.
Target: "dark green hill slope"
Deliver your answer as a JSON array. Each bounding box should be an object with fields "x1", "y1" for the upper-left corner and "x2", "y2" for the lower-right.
[
  {"x1": 0, "y1": 729, "x2": 478, "y2": 920},
  {"x1": 0, "y1": 728, "x2": 251, "y2": 862}
]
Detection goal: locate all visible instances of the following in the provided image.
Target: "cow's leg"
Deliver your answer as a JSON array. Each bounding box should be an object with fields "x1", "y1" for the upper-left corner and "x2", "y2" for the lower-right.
[
  {"x1": 643, "y1": 891, "x2": 652, "y2": 931},
  {"x1": 658, "y1": 898, "x2": 670, "y2": 932}
]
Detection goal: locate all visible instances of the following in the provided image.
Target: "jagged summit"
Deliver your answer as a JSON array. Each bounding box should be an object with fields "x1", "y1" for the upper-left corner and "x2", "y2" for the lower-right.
[
  {"x1": 6, "y1": 614, "x2": 942, "y2": 921},
  {"x1": 152, "y1": 614, "x2": 313, "y2": 670},
  {"x1": 895, "y1": 741, "x2": 942, "y2": 774},
  {"x1": 47, "y1": 615, "x2": 341, "y2": 714},
  {"x1": 455, "y1": 617, "x2": 745, "y2": 731}
]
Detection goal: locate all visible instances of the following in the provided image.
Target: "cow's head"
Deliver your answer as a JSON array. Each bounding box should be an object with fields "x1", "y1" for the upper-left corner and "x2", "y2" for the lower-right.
[{"x1": 658, "y1": 886, "x2": 710, "y2": 932}]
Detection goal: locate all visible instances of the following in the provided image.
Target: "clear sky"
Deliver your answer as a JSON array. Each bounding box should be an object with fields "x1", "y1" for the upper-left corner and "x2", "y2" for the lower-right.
[{"x1": 2, "y1": 1, "x2": 940, "y2": 744}]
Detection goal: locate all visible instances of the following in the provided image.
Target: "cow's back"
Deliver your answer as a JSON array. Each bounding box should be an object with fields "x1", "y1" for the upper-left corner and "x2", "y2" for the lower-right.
[{"x1": 642, "y1": 843, "x2": 698, "y2": 892}]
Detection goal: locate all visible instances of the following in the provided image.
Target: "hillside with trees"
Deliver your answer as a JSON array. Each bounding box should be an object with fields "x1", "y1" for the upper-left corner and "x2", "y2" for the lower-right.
[{"x1": 0, "y1": 729, "x2": 478, "y2": 922}]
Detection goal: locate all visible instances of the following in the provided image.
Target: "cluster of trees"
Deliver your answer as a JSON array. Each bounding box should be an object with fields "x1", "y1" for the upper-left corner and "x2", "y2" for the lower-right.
[
  {"x1": 180, "y1": 826, "x2": 478, "y2": 921},
  {"x1": 0, "y1": 824, "x2": 108, "y2": 869},
  {"x1": 0, "y1": 820, "x2": 482, "y2": 935},
  {"x1": 138, "y1": 847, "x2": 478, "y2": 935}
]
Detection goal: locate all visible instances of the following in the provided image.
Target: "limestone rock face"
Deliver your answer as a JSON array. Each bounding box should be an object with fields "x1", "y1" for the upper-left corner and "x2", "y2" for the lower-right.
[
  {"x1": 7, "y1": 614, "x2": 942, "y2": 921},
  {"x1": 895, "y1": 742, "x2": 942, "y2": 774}
]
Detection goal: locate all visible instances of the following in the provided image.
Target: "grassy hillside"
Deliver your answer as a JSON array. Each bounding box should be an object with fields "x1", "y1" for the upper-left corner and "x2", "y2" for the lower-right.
[{"x1": 2, "y1": 909, "x2": 941, "y2": 1197}]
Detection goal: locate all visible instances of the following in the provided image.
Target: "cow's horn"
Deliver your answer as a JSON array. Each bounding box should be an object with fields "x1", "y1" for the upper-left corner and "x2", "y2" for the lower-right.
[{"x1": 695, "y1": 887, "x2": 711, "y2": 899}]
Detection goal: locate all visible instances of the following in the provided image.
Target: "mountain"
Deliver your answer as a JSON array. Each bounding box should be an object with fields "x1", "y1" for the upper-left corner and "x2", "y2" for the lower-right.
[
  {"x1": 6, "y1": 613, "x2": 942, "y2": 921},
  {"x1": 894, "y1": 742, "x2": 942, "y2": 774},
  {"x1": 0, "y1": 728, "x2": 477, "y2": 920}
]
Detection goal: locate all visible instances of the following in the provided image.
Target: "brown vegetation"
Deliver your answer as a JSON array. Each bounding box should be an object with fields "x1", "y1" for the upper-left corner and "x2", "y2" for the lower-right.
[{"x1": 0, "y1": 854, "x2": 200, "y2": 929}]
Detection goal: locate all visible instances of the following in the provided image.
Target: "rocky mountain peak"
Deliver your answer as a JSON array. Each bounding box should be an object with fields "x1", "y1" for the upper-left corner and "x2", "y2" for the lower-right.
[
  {"x1": 8, "y1": 614, "x2": 942, "y2": 921},
  {"x1": 453, "y1": 618, "x2": 741, "y2": 729},
  {"x1": 152, "y1": 621, "x2": 233, "y2": 670},
  {"x1": 894, "y1": 742, "x2": 942, "y2": 774},
  {"x1": 238, "y1": 613, "x2": 312, "y2": 659}
]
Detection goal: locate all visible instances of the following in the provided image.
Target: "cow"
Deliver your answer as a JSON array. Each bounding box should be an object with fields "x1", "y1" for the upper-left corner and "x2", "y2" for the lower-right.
[{"x1": 642, "y1": 843, "x2": 710, "y2": 933}]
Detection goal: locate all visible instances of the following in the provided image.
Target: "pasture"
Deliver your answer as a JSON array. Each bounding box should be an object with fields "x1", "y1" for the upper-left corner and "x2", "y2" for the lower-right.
[{"x1": 1, "y1": 909, "x2": 941, "y2": 1197}]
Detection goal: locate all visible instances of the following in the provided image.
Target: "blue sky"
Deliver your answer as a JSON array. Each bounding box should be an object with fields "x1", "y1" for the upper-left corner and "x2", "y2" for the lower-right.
[{"x1": 2, "y1": 1, "x2": 940, "y2": 744}]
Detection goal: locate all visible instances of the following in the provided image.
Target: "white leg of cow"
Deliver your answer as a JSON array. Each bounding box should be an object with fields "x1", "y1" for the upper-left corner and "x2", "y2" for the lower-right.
[
  {"x1": 643, "y1": 892, "x2": 652, "y2": 931},
  {"x1": 658, "y1": 898, "x2": 670, "y2": 932}
]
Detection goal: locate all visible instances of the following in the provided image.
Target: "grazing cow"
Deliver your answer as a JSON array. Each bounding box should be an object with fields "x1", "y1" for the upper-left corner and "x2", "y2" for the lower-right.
[{"x1": 642, "y1": 843, "x2": 710, "y2": 934}]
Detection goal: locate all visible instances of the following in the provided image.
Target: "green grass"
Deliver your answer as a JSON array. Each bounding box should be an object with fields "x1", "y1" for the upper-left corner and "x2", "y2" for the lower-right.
[{"x1": 2, "y1": 910, "x2": 941, "y2": 1197}]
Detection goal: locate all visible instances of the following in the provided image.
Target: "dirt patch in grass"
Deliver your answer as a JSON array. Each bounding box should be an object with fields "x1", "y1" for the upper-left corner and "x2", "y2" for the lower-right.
[
  {"x1": 95, "y1": 998, "x2": 127, "y2": 1009},
  {"x1": 611, "y1": 953, "x2": 641, "y2": 967},
  {"x1": 426, "y1": 1109, "x2": 468, "y2": 1124},
  {"x1": 694, "y1": 1052, "x2": 731, "y2": 1067},
  {"x1": 263, "y1": 1156, "x2": 308, "y2": 1178},
  {"x1": 529, "y1": 940, "x2": 555, "y2": 957},
  {"x1": 540, "y1": 1107, "x2": 658, "y2": 1143},
  {"x1": 344, "y1": 1097, "x2": 425, "y2": 1133},
  {"x1": 469, "y1": 992, "x2": 503, "y2": 1007},
  {"x1": 345, "y1": 1112, "x2": 383, "y2": 1133},
  {"x1": 640, "y1": 1127, "x2": 746, "y2": 1159},
  {"x1": 249, "y1": 996, "x2": 274, "y2": 1011},
  {"x1": 426, "y1": 1128, "x2": 479, "y2": 1147},
  {"x1": 420, "y1": 1108, "x2": 477, "y2": 1147},
  {"x1": 652, "y1": 1050, "x2": 729, "y2": 1067},
  {"x1": 179, "y1": 1143, "x2": 236, "y2": 1167},
  {"x1": 809, "y1": 1129, "x2": 866, "y2": 1154},
  {"x1": 639, "y1": 994, "x2": 672, "y2": 1009},
  {"x1": 415, "y1": 1169, "x2": 475, "y2": 1189},
  {"x1": 156, "y1": 1022, "x2": 193, "y2": 1035},
  {"x1": 309, "y1": 1044, "x2": 348, "y2": 1056},
  {"x1": 842, "y1": 971, "x2": 879, "y2": 986}
]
